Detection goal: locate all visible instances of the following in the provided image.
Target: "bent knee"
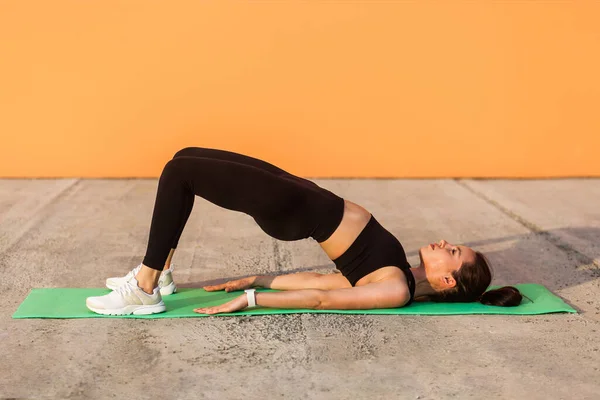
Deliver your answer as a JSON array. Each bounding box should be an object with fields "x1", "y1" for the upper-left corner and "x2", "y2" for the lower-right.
[
  {"x1": 173, "y1": 147, "x2": 204, "y2": 159},
  {"x1": 161, "y1": 156, "x2": 188, "y2": 175}
]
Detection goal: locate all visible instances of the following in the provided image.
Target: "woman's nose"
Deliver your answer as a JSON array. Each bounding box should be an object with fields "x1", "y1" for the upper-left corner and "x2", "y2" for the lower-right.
[{"x1": 439, "y1": 239, "x2": 447, "y2": 247}]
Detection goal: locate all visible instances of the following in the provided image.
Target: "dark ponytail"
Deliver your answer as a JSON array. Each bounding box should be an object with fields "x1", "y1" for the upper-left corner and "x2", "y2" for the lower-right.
[
  {"x1": 428, "y1": 251, "x2": 523, "y2": 307},
  {"x1": 479, "y1": 286, "x2": 522, "y2": 307}
]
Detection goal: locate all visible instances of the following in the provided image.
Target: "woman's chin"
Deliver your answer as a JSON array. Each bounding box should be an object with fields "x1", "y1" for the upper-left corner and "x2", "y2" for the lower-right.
[{"x1": 418, "y1": 247, "x2": 427, "y2": 266}]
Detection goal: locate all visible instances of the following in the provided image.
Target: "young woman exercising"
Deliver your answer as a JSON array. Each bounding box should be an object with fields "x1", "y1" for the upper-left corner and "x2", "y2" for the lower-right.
[{"x1": 86, "y1": 147, "x2": 522, "y2": 315}]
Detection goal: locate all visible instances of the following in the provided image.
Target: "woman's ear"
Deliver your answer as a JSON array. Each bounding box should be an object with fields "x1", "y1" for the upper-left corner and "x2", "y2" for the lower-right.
[{"x1": 442, "y1": 274, "x2": 456, "y2": 289}]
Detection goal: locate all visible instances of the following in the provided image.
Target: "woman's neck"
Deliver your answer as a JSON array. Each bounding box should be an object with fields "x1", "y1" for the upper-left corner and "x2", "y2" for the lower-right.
[{"x1": 410, "y1": 266, "x2": 437, "y2": 299}]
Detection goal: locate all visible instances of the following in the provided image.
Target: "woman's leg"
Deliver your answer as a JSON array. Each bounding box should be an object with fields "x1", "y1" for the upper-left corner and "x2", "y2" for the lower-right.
[
  {"x1": 164, "y1": 248, "x2": 175, "y2": 270},
  {"x1": 172, "y1": 146, "x2": 288, "y2": 176},
  {"x1": 138, "y1": 155, "x2": 344, "y2": 292},
  {"x1": 156, "y1": 176, "x2": 193, "y2": 272},
  {"x1": 164, "y1": 146, "x2": 283, "y2": 266},
  {"x1": 164, "y1": 180, "x2": 194, "y2": 266}
]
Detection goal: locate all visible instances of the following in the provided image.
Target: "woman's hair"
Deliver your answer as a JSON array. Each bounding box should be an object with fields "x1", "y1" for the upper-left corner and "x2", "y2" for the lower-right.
[{"x1": 428, "y1": 251, "x2": 522, "y2": 306}]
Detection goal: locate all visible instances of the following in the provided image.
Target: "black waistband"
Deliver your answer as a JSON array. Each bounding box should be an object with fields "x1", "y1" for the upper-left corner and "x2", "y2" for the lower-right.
[{"x1": 332, "y1": 214, "x2": 378, "y2": 270}]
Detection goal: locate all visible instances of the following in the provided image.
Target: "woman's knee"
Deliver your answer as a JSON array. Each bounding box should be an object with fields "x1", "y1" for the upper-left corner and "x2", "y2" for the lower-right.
[
  {"x1": 161, "y1": 156, "x2": 188, "y2": 177},
  {"x1": 173, "y1": 147, "x2": 204, "y2": 159}
]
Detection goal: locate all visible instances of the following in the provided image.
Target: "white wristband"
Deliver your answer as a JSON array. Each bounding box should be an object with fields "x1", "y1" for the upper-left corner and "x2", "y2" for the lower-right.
[{"x1": 245, "y1": 289, "x2": 257, "y2": 308}]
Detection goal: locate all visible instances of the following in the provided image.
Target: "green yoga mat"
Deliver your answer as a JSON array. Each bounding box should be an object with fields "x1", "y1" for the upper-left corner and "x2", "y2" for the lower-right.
[{"x1": 12, "y1": 283, "x2": 575, "y2": 319}]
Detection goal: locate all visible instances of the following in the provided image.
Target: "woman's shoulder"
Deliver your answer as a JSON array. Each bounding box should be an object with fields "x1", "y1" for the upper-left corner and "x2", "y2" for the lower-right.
[
  {"x1": 359, "y1": 266, "x2": 414, "y2": 305},
  {"x1": 357, "y1": 265, "x2": 407, "y2": 286}
]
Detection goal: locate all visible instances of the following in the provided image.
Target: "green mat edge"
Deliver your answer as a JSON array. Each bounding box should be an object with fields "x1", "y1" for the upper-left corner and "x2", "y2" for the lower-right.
[{"x1": 13, "y1": 283, "x2": 577, "y2": 319}]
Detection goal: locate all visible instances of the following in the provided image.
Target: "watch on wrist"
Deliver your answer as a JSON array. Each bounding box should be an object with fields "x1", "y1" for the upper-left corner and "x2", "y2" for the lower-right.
[{"x1": 244, "y1": 288, "x2": 257, "y2": 308}]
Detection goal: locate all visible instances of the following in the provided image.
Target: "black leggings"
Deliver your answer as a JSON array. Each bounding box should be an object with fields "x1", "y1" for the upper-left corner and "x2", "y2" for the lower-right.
[{"x1": 142, "y1": 147, "x2": 345, "y2": 270}]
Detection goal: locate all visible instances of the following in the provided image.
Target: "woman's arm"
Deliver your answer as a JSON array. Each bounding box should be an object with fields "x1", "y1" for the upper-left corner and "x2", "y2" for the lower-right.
[
  {"x1": 203, "y1": 271, "x2": 351, "y2": 292},
  {"x1": 194, "y1": 280, "x2": 410, "y2": 314},
  {"x1": 256, "y1": 272, "x2": 352, "y2": 290}
]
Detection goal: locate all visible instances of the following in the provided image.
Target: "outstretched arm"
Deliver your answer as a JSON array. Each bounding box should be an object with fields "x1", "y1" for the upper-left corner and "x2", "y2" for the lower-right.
[
  {"x1": 194, "y1": 280, "x2": 410, "y2": 314},
  {"x1": 204, "y1": 271, "x2": 352, "y2": 292}
]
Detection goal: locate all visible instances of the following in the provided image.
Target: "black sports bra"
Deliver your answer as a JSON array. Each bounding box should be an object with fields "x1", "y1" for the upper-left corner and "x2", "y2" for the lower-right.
[{"x1": 332, "y1": 214, "x2": 415, "y2": 306}]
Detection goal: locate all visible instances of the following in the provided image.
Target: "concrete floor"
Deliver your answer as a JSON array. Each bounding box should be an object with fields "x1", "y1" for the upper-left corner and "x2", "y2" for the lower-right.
[{"x1": 1, "y1": 178, "x2": 599, "y2": 399}]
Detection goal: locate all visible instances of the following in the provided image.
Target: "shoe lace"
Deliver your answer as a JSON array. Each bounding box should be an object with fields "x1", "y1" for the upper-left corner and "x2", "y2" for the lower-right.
[
  {"x1": 115, "y1": 281, "x2": 135, "y2": 296},
  {"x1": 125, "y1": 263, "x2": 142, "y2": 280}
]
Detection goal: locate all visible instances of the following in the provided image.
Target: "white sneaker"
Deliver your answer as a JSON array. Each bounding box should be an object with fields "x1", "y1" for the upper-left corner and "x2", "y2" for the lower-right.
[
  {"x1": 87, "y1": 277, "x2": 166, "y2": 315},
  {"x1": 158, "y1": 267, "x2": 177, "y2": 295},
  {"x1": 106, "y1": 264, "x2": 177, "y2": 295}
]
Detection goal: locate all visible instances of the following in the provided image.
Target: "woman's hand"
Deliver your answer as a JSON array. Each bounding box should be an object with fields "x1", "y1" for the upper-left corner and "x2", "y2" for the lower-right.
[
  {"x1": 203, "y1": 276, "x2": 257, "y2": 292},
  {"x1": 194, "y1": 294, "x2": 248, "y2": 315}
]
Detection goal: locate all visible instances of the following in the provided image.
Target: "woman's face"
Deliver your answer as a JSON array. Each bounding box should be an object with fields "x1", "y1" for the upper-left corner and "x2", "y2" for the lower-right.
[{"x1": 419, "y1": 240, "x2": 477, "y2": 290}]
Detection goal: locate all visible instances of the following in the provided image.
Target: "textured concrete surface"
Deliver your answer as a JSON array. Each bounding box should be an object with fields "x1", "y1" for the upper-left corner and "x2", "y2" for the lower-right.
[{"x1": 1, "y1": 178, "x2": 599, "y2": 399}]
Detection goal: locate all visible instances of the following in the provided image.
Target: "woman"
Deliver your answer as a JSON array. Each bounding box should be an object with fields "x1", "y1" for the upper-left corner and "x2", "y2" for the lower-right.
[{"x1": 86, "y1": 147, "x2": 522, "y2": 316}]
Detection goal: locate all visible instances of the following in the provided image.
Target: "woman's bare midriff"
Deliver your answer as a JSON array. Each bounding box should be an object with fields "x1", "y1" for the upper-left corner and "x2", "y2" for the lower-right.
[
  {"x1": 318, "y1": 199, "x2": 406, "y2": 286},
  {"x1": 318, "y1": 199, "x2": 371, "y2": 260}
]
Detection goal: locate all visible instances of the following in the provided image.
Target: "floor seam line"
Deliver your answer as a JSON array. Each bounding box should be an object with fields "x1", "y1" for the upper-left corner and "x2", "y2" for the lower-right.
[
  {"x1": 454, "y1": 179, "x2": 599, "y2": 268},
  {"x1": 0, "y1": 178, "x2": 81, "y2": 255}
]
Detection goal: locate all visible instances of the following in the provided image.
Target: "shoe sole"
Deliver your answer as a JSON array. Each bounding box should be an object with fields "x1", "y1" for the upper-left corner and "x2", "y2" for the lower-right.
[{"x1": 86, "y1": 301, "x2": 167, "y2": 316}]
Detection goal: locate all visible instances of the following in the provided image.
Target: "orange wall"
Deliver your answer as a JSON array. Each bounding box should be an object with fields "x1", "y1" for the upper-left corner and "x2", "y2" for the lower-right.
[{"x1": 1, "y1": 1, "x2": 599, "y2": 178}]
